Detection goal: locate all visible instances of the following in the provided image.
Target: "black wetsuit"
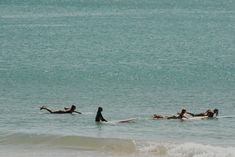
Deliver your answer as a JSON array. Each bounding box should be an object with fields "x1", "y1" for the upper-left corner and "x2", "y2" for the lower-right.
[{"x1": 95, "y1": 111, "x2": 107, "y2": 122}]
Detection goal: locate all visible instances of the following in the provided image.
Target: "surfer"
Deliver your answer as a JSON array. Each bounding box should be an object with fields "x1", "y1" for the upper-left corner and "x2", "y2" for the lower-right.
[
  {"x1": 40, "y1": 105, "x2": 78, "y2": 114},
  {"x1": 186, "y1": 108, "x2": 219, "y2": 118},
  {"x1": 153, "y1": 109, "x2": 188, "y2": 120},
  {"x1": 95, "y1": 107, "x2": 107, "y2": 122}
]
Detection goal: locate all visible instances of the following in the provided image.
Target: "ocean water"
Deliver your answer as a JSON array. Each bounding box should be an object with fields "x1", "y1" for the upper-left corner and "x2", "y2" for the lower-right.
[{"x1": 1, "y1": 0, "x2": 235, "y2": 156}]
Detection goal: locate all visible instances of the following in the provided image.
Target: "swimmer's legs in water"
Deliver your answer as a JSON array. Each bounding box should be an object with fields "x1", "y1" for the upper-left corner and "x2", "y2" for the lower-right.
[{"x1": 40, "y1": 106, "x2": 53, "y2": 113}]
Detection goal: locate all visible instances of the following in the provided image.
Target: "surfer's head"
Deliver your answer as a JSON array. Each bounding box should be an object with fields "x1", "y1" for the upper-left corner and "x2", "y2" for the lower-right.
[
  {"x1": 71, "y1": 105, "x2": 76, "y2": 111},
  {"x1": 181, "y1": 108, "x2": 186, "y2": 114},
  {"x1": 213, "y1": 108, "x2": 219, "y2": 116},
  {"x1": 98, "y1": 107, "x2": 103, "y2": 112}
]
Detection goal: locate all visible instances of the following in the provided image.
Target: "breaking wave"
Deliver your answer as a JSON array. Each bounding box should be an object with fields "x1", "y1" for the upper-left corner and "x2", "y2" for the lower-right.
[{"x1": 1, "y1": 133, "x2": 234, "y2": 157}]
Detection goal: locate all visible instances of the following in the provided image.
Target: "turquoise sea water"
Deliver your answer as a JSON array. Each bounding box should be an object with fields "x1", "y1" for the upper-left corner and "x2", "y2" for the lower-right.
[{"x1": 1, "y1": 0, "x2": 235, "y2": 156}]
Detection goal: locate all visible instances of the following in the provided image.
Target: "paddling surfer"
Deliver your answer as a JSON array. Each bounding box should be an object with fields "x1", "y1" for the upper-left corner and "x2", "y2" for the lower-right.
[
  {"x1": 40, "y1": 105, "x2": 79, "y2": 114},
  {"x1": 95, "y1": 107, "x2": 107, "y2": 122},
  {"x1": 186, "y1": 108, "x2": 219, "y2": 118},
  {"x1": 153, "y1": 109, "x2": 188, "y2": 120}
]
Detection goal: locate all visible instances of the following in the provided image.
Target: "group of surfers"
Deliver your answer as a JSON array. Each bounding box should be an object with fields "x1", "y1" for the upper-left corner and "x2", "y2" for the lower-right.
[
  {"x1": 40, "y1": 105, "x2": 219, "y2": 122},
  {"x1": 40, "y1": 105, "x2": 107, "y2": 122},
  {"x1": 153, "y1": 108, "x2": 219, "y2": 120}
]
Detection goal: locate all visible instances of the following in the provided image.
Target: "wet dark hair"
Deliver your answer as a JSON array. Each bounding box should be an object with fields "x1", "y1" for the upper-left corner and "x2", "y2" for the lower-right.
[
  {"x1": 98, "y1": 107, "x2": 103, "y2": 112},
  {"x1": 181, "y1": 109, "x2": 186, "y2": 113},
  {"x1": 214, "y1": 108, "x2": 219, "y2": 116},
  {"x1": 71, "y1": 105, "x2": 76, "y2": 110}
]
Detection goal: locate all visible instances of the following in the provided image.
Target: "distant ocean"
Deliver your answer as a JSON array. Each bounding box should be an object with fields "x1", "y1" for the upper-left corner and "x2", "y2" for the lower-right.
[{"x1": 1, "y1": 0, "x2": 235, "y2": 156}]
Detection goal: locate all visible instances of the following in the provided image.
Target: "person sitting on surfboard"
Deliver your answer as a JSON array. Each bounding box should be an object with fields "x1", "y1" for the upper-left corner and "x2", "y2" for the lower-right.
[
  {"x1": 153, "y1": 109, "x2": 188, "y2": 119},
  {"x1": 95, "y1": 107, "x2": 107, "y2": 122},
  {"x1": 40, "y1": 105, "x2": 79, "y2": 114},
  {"x1": 186, "y1": 108, "x2": 219, "y2": 118}
]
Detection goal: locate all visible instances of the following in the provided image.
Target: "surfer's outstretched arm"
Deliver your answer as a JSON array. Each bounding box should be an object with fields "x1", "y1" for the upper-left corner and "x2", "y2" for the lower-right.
[
  {"x1": 186, "y1": 112, "x2": 195, "y2": 116},
  {"x1": 74, "y1": 111, "x2": 82, "y2": 114},
  {"x1": 100, "y1": 115, "x2": 107, "y2": 122}
]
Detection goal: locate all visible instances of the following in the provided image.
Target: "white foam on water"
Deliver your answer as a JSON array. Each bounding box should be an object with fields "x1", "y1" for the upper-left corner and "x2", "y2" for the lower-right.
[
  {"x1": 137, "y1": 141, "x2": 235, "y2": 157},
  {"x1": 169, "y1": 143, "x2": 235, "y2": 157}
]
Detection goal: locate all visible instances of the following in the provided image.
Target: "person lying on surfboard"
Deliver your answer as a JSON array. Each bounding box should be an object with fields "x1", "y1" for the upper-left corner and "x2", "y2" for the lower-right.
[
  {"x1": 186, "y1": 108, "x2": 219, "y2": 118},
  {"x1": 95, "y1": 107, "x2": 107, "y2": 122},
  {"x1": 40, "y1": 105, "x2": 80, "y2": 114},
  {"x1": 153, "y1": 109, "x2": 188, "y2": 119}
]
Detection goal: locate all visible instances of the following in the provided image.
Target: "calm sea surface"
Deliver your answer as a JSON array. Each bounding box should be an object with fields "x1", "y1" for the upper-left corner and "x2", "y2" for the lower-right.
[{"x1": 0, "y1": 0, "x2": 235, "y2": 156}]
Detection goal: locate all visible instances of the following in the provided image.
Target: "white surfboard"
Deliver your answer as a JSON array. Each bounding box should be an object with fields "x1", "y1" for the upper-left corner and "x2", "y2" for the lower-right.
[
  {"x1": 216, "y1": 115, "x2": 235, "y2": 119},
  {"x1": 101, "y1": 118, "x2": 136, "y2": 125},
  {"x1": 182, "y1": 116, "x2": 209, "y2": 120},
  {"x1": 114, "y1": 118, "x2": 136, "y2": 123}
]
